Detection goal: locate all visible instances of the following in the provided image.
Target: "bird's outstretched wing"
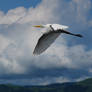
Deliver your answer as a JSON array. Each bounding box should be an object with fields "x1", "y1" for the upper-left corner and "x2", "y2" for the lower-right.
[{"x1": 33, "y1": 31, "x2": 61, "y2": 55}]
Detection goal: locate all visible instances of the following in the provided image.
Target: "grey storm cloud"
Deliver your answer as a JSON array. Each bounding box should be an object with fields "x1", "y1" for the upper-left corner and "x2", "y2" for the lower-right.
[{"x1": 0, "y1": 0, "x2": 92, "y2": 85}]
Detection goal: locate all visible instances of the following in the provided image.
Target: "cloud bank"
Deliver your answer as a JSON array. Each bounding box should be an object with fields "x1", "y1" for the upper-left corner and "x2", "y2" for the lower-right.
[{"x1": 0, "y1": 0, "x2": 92, "y2": 85}]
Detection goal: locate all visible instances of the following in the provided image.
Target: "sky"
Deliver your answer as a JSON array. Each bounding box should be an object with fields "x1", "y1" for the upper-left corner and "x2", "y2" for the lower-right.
[
  {"x1": 0, "y1": 0, "x2": 41, "y2": 12},
  {"x1": 0, "y1": 0, "x2": 92, "y2": 85}
]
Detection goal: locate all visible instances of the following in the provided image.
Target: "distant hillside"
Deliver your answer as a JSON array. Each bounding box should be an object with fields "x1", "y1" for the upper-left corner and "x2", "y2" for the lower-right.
[{"x1": 0, "y1": 78, "x2": 92, "y2": 92}]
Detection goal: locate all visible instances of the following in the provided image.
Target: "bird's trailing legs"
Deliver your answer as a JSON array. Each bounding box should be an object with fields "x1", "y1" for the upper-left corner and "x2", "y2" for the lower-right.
[
  {"x1": 50, "y1": 25, "x2": 54, "y2": 31},
  {"x1": 58, "y1": 29, "x2": 83, "y2": 38}
]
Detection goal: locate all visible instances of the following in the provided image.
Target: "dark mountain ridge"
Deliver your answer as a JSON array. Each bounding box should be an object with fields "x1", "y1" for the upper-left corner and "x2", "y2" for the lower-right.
[{"x1": 0, "y1": 78, "x2": 92, "y2": 92}]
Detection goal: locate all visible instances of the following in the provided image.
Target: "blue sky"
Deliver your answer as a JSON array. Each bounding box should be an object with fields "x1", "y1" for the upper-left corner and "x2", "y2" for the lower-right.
[
  {"x1": 0, "y1": 0, "x2": 41, "y2": 12},
  {"x1": 0, "y1": 0, "x2": 92, "y2": 85}
]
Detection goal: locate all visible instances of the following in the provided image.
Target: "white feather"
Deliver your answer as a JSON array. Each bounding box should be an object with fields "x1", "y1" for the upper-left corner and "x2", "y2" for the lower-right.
[{"x1": 33, "y1": 31, "x2": 61, "y2": 55}]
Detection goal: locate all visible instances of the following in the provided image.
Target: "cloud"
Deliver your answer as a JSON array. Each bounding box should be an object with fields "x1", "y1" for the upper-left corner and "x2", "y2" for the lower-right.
[
  {"x1": 0, "y1": 7, "x2": 27, "y2": 25},
  {"x1": 0, "y1": 35, "x2": 11, "y2": 53},
  {"x1": 0, "y1": 0, "x2": 92, "y2": 85},
  {"x1": 0, "y1": 76, "x2": 70, "y2": 85}
]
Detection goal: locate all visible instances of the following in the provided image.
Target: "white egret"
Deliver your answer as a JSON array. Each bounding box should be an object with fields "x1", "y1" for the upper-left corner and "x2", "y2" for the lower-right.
[{"x1": 33, "y1": 24, "x2": 83, "y2": 55}]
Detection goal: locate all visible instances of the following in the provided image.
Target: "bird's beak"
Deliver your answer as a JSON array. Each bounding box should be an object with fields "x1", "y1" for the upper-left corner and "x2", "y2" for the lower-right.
[{"x1": 33, "y1": 25, "x2": 44, "y2": 28}]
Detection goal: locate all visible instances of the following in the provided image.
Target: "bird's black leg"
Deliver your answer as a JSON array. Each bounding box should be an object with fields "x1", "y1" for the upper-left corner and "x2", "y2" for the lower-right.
[
  {"x1": 61, "y1": 30, "x2": 83, "y2": 38},
  {"x1": 50, "y1": 25, "x2": 54, "y2": 31}
]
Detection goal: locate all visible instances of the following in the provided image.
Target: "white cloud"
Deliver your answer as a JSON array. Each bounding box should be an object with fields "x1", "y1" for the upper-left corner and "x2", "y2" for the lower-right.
[
  {"x1": 0, "y1": 35, "x2": 11, "y2": 53},
  {"x1": 0, "y1": 58, "x2": 26, "y2": 74},
  {"x1": 72, "y1": 0, "x2": 91, "y2": 23},
  {"x1": 0, "y1": 7, "x2": 26, "y2": 25}
]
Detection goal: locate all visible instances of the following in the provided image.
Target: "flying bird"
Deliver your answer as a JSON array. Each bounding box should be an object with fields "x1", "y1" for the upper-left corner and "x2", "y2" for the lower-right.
[{"x1": 33, "y1": 24, "x2": 83, "y2": 55}]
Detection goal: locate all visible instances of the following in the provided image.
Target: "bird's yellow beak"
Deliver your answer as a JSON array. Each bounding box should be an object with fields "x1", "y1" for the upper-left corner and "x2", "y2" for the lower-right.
[{"x1": 33, "y1": 25, "x2": 44, "y2": 28}]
